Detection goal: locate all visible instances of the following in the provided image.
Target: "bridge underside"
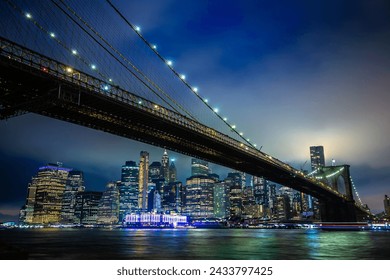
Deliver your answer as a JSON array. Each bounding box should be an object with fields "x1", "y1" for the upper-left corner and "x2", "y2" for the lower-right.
[{"x1": 0, "y1": 55, "x2": 367, "y2": 222}]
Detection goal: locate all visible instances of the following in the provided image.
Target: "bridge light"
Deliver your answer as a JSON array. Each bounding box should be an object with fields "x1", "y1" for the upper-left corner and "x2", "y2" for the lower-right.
[
  {"x1": 135, "y1": 26, "x2": 141, "y2": 32},
  {"x1": 213, "y1": 108, "x2": 219, "y2": 113},
  {"x1": 71, "y1": 49, "x2": 78, "y2": 55},
  {"x1": 223, "y1": 117, "x2": 227, "y2": 121},
  {"x1": 254, "y1": 144, "x2": 257, "y2": 147},
  {"x1": 166, "y1": 60, "x2": 173, "y2": 66},
  {"x1": 25, "y1": 13, "x2": 32, "y2": 19},
  {"x1": 193, "y1": 87, "x2": 198, "y2": 93},
  {"x1": 152, "y1": 44, "x2": 157, "y2": 50},
  {"x1": 232, "y1": 125, "x2": 236, "y2": 129},
  {"x1": 91, "y1": 64, "x2": 96, "y2": 70},
  {"x1": 247, "y1": 138, "x2": 250, "y2": 142},
  {"x1": 50, "y1": 32, "x2": 56, "y2": 38},
  {"x1": 103, "y1": 85, "x2": 109, "y2": 91},
  {"x1": 108, "y1": 78, "x2": 113, "y2": 82},
  {"x1": 66, "y1": 67, "x2": 73, "y2": 73},
  {"x1": 180, "y1": 74, "x2": 186, "y2": 80},
  {"x1": 138, "y1": 100, "x2": 142, "y2": 105},
  {"x1": 239, "y1": 132, "x2": 244, "y2": 136}
]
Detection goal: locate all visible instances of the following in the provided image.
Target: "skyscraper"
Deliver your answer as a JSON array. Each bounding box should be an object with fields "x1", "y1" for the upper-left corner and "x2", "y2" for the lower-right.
[
  {"x1": 149, "y1": 161, "x2": 163, "y2": 181},
  {"x1": 191, "y1": 158, "x2": 209, "y2": 176},
  {"x1": 31, "y1": 163, "x2": 71, "y2": 224},
  {"x1": 61, "y1": 170, "x2": 85, "y2": 224},
  {"x1": 161, "y1": 149, "x2": 169, "y2": 183},
  {"x1": 119, "y1": 161, "x2": 139, "y2": 221},
  {"x1": 310, "y1": 146, "x2": 325, "y2": 171},
  {"x1": 225, "y1": 172, "x2": 244, "y2": 221},
  {"x1": 138, "y1": 151, "x2": 149, "y2": 212},
  {"x1": 184, "y1": 175, "x2": 215, "y2": 219},
  {"x1": 74, "y1": 191, "x2": 103, "y2": 225},
  {"x1": 169, "y1": 161, "x2": 177, "y2": 183},
  {"x1": 213, "y1": 182, "x2": 230, "y2": 219},
  {"x1": 98, "y1": 182, "x2": 120, "y2": 225}
]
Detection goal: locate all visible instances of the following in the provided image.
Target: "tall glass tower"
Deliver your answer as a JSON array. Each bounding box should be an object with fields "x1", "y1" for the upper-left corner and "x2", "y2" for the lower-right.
[{"x1": 138, "y1": 151, "x2": 149, "y2": 212}]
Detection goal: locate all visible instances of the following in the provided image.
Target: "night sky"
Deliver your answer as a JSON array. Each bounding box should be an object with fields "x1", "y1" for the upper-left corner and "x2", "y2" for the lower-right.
[{"x1": 1, "y1": 0, "x2": 389, "y2": 221}]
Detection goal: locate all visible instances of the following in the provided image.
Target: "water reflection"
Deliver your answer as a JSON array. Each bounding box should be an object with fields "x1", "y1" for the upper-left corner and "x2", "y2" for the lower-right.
[{"x1": 0, "y1": 228, "x2": 388, "y2": 259}]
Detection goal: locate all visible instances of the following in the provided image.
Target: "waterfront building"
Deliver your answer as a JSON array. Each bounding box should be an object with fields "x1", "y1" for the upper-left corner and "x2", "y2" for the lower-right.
[
  {"x1": 184, "y1": 175, "x2": 215, "y2": 219},
  {"x1": 119, "y1": 161, "x2": 139, "y2": 221},
  {"x1": 138, "y1": 151, "x2": 149, "y2": 212},
  {"x1": 225, "y1": 172, "x2": 244, "y2": 221},
  {"x1": 213, "y1": 181, "x2": 230, "y2": 219},
  {"x1": 191, "y1": 158, "x2": 209, "y2": 176},
  {"x1": 97, "y1": 182, "x2": 120, "y2": 225},
  {"x1": 74, "y1": 191, "x2": 103, "y2": 225},
  {"x1": 242, "y1": 186, "x2": 262, "y2": 221},
  {"x1": 61, "y1": 170, "x2": 85, "y2": 224},
  {"x1": 19, "y1": 182, "x2": 37, "y2": 224},
  {"x1": 31, "y1": 163, "x2": 71, "y2": 224}
]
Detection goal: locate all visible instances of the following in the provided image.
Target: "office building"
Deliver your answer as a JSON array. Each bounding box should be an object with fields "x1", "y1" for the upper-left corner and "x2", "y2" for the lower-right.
[
  {"x1": 161, "y1": 149, "x2": 170, "y2": 183},
  {"x1": 310, "y1": 146, "x2": 325, "y2": 171},
  {"x1": 138, "y1": 151, "x2": 149, "y2": 212},
  {"x1": 61, "y1": 170, "x2": 85, "y2": 224},
  {"x1": 31, "y1": 163, "x2": 71, "y2": 224},
  {"x1": 191, "y1": 158, "x2": 209, "y2": 176},
  {"x1": 119, "y1": 161, "x2": 139, "y2": 221},
  {"x1": 74, "y1": 191, "x2": 103, "y2": 225},
  {"x1": 213, "y1": 182, "x2": 230, "y2": 219},
  {"x1": 384, "y1": 195, "x2": 390, "y2": 217},
  {"x1": 225, "y1": 172, "x2": 244, "y2": 221},
  {"x1": 98, "y1": 182, "x2": 120, "y2": 225},
  {"x1": 184, "y1": 175, "x2": 215, "y2": 219}
]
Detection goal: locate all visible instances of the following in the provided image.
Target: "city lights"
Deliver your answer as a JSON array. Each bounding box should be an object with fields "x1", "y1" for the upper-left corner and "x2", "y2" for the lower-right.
[
  {"x1": 180, "y1": 74, "x2": 186, "y2": 80},
  {"x1": 91, "y1": 64, "x2": 96, "y2": 70},
  {"x1": 71, "y1": 49, "x2": 77, "y2": 55},
  {"x1": 25, "y1": 13, "x2": 32, "y2": 19},
  {"x1": 166, "y1": 60, "x2": 173, "y2": 66},
  {"x1": 49, "y1": 32, "x2": 55, "y2": 38}
]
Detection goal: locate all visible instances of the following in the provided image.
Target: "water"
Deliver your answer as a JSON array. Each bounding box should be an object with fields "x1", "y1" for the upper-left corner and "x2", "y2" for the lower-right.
[{"x1": 0, "y1": 228, "x2": 389, "y2": 260}]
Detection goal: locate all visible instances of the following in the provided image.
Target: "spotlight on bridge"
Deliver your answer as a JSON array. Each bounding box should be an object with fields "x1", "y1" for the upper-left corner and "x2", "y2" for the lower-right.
[
  {"x1": 25, "y1": 13, "x2": 32, "y2": 19},
  {"x1": 102, "y1": 85, "x2": 110, "y2": 91},
  {"x1": 166, "y1": 60, "x2": 173, "y2": 66},
  {"x1": 152, "y1": 45, "x2": 157, "y2": 50},
  {"x1": 135, "y1": 26, "x2": 141, "y2": 32},
  {"x1": 204, "y1": 99, "x2": 208, "y2": 103},
  {"x1": 239, "y1": 132, "x2": 244, "y2": 136},
  {"x1": 193, "y1": 87, "x2": 199, "y2": 93},
  {"x1": 232, "y1": 125, "x2": 236, "y2": 129},
  {"x1": 223, "y1": 117, "x2": 228, "y2": 121},
  {"x1": 180, "y1": 74, "x2": 186, "y2": 80},
  {"x1": 91, "y1": 64, "x2": 96, "y2": 70},
  {"x1": 50, "y1": 32, "x2": 56, "y2": 38},
  {"x1": 108, "y1": 78, "x2": 113, "y2": 83},
  {"x1": 254, "y1": 144, "x2": 257, "y2": 147},
  {"x1": 138, "y1": 100, "x2": 142, "y2": 105},
  {"x1": 71, "y1": 49, "x2": 77, "y2": 55},
  {"x1": 213, "y1": 108, "x2": 219, "y2": 113},
  {"x1": 66, "y1": 67, "x2": 73, "y2": 73}
]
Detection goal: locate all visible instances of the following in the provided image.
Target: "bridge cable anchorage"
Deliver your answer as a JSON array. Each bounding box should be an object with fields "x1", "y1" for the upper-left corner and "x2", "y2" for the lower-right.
[
  {"x1": 50, "y1": 0, "x2": 196, "y2": 120},
  {"x1": 105, "y1": 0, "x2": 258, "y2": 149}
]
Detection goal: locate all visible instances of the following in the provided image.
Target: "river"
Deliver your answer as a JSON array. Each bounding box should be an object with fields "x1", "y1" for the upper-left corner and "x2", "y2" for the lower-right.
[{"x1": 0, "y1": 228, "x2": 389, "y2": 259}]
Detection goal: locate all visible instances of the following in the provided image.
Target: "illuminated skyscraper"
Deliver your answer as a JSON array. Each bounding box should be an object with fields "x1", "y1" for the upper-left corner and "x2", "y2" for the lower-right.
[
  {"x1": 225, "y1": 172, "x2": 244, "y2": 221},
  {"x1": 191, "y1": 158, "x2": 209, "y2": 176},
  {"x1": 119, "y1": 161, "x2": 139, "y2": 221},
  {"x1": 98, "y1": 182, "x2": 120, "y2": 225},
  {"x1": 31, "y1": 163, "x2": 71, "y2": 224},
  {"x1": 310, "y1": 146, "x2": 325, "y2": 171},
  {"x1": 149, "y1": 161, "x2": 163, "y2": 181},
  {"x1": 213, "y1": 182, "x2": 230, "y2": 219},
  {"x1": 184, "y1": 175, "x2": 215, "y2": 219},
  {"x1": 161, "y1": 149, "x2": 169, "y2": 183},
  {"x1": 169, "y1": 161, "x2": 177, "y2": 183},
  {"x1": 74, "y1": 191, "x2": 103, "y2": 225},
  {"x1": 61, "y1": 170, "x2": 85, "y2": 224},
  {"x1": 138, "y1": 151, "x2": 149, "y2": 212}
]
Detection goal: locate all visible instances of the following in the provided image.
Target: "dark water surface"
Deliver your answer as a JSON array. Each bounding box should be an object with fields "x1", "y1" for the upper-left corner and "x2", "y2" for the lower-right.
[{"x1": 0, "y1": 228, "x2": 389, "y2": 260}]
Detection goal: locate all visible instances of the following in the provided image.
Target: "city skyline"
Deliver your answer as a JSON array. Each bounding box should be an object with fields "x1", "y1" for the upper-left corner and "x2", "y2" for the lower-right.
[{"x1": 1, "y1": 0, "x2": 390, "y2": 220}]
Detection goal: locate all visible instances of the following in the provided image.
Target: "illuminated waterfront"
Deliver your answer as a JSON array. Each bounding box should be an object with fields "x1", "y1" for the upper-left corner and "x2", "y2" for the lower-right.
[{"x1": 0, "y1": 228, "x2": 389, "y2": 260}]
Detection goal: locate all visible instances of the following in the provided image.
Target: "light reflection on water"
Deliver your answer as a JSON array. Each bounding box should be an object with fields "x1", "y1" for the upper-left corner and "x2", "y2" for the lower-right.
[{"x1": 0, "y1": 228, "x2": 388, "y2": 259}]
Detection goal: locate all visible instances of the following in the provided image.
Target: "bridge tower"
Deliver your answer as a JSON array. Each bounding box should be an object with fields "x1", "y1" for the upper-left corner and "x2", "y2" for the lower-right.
[{"x1": 314, "y1": 165, "x2": 357, "y2": 222}]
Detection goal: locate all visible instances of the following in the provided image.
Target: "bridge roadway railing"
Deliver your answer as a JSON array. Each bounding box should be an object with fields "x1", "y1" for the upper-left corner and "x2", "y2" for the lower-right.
[{"x1": 0, "y1": 37, "x2": 369, "y2": 213}]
